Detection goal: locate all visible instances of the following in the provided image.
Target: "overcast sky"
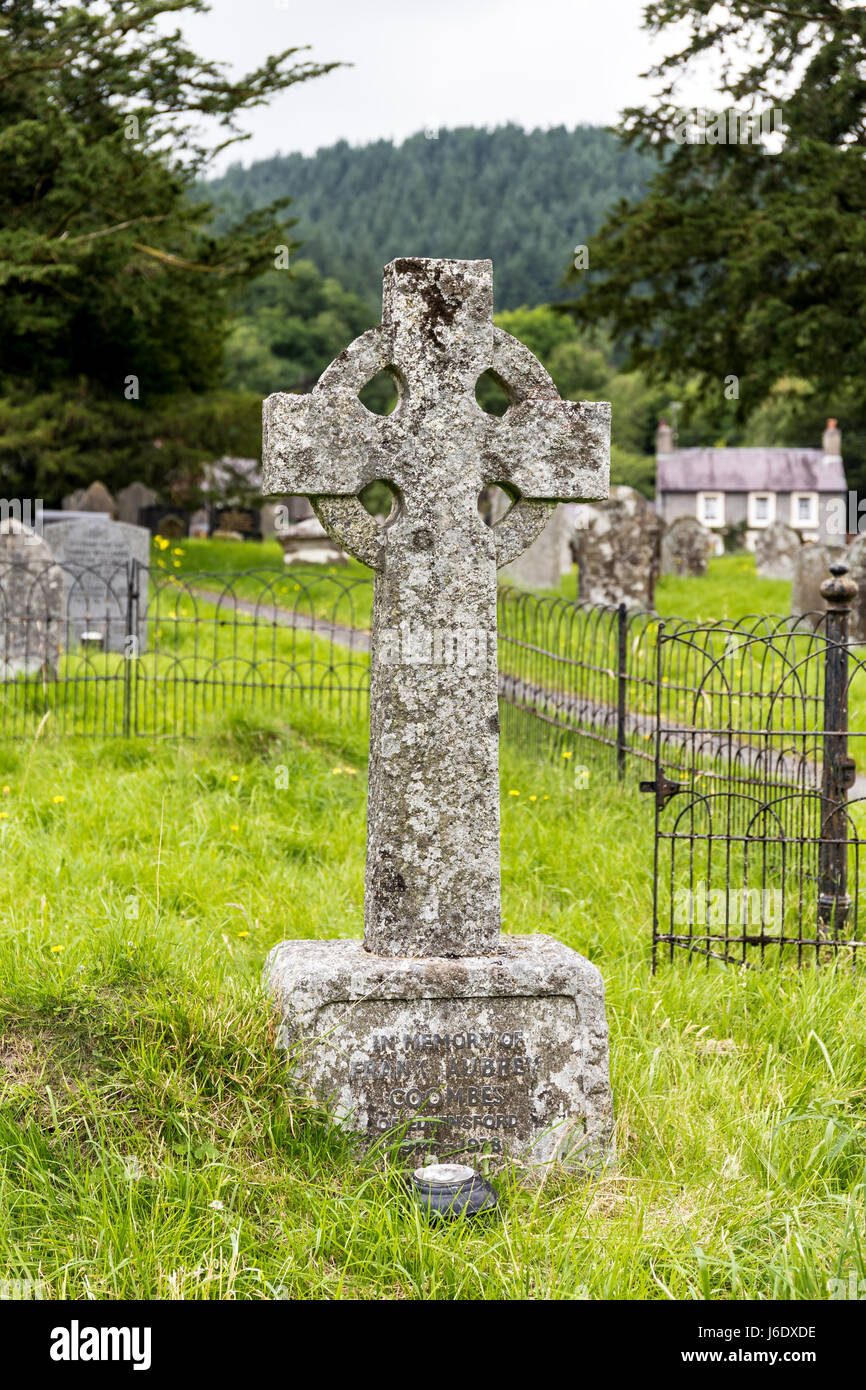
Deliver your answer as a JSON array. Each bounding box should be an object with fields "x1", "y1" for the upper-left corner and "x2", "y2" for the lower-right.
[{"x1": 176, "y1": 0, "x2": 714, "y2": 171}]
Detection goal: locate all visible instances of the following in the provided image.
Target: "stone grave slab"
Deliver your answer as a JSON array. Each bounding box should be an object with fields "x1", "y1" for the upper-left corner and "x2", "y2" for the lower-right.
[
  {"x1": 575, "y1": 485, "x2": 661, "y2": 608},
  {"x1": 791, "y1": 543, "x2": 845, "y2": 628},
  {"x1": 498, "y1": 502, "x2": 573, "y2": 589},
  {"x1": 116, "y1": 482, "x2": 157, "y2": 526},
  {"x1": 267, "y1": 936, "x2": 612, "y2": 1166},
  {"x1": 755, "y1": 520, "x2": 801, "y2": 580},
  {"x1": 661, "y1": 516, "x2": 714, "y2": 577},
  {"x1": 0, "y1": 519, "x2": 65, "y2": 679},
  {"x1": 42, "y1": 517, "x2": 149, "y2": 652}
]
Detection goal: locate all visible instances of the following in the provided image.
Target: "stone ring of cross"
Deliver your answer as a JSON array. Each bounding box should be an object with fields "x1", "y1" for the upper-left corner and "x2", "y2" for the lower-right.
[{"x1": 262, "y1": 257, "x2": 610, "y2": 572}]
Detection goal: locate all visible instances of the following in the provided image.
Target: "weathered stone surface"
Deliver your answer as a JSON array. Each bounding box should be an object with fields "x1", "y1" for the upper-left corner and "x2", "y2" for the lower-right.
[
  {"x1": 660, "y1": 516, "x2": 714, "y2": 577},
  {"x1": 116, "y1": 482, "x2": 157, "y2": 526},
  {"x1": 261, "y1": 258, "x2": 614, "y2": 1170},
  {"x1": 41, "y1": 518, "x2": 149, "y2": 651},
  {"x1": 498, "y1": 502, "x2": 573, "y2": 589},
  {"x1": 265, "y1": 935, "x2": 614, "y2": 1168},
  {"x1": 264, "y1": 258, "x2": 609, "y2": 958},
  {"x1": 77, "y1": 480, "x2": 116, "y2": 515},
  {"x1": 791, "y1": 543, "x2": 845, "y2": 627},
  {"x1": 754, "y1": 520, "x2": 801, "y2": 580},
  {"x1": 0, "y1": 519, "x2": 65, "y2": 679},
  {"x1": 844, "y1": 534, "x2": 866, "y2": 643},
  {"x1": 574, "y1": 485, "x2": 661, "y2": 608}
]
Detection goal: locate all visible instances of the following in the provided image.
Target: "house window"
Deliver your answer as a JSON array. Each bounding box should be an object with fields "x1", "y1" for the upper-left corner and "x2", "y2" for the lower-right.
[
  {"x1": 747, "y1": 491, "x2": 775, "y2": 528},
  {"x1": 697, "y1": 491, "x2": 725, "y2": 527},
  {"x1": 790, "y1": 492, "x2": 818, "y2": 528}
]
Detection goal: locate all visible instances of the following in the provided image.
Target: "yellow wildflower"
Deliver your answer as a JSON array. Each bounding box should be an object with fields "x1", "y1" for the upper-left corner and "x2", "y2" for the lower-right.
[
  {"x1": 53, "y1": 795, "x2": 66, "y2": 804},
  {"x1": 508, "y1": 789, "x2": 520, "y2": 796}
]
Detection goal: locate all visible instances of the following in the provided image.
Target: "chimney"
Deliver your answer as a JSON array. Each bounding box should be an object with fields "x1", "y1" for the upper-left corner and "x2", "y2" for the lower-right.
[
  {"x1": 822, "y1": 417, "x2": 842, "y2": 459},
  {"x1": 656, "y1": 419, "x2": 674, "y2": 455}
]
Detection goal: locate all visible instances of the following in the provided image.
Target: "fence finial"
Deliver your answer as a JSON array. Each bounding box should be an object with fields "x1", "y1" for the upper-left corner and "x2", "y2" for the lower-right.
[{"x1": 820, "y1": 558, "x2": 858, "y2": 609}]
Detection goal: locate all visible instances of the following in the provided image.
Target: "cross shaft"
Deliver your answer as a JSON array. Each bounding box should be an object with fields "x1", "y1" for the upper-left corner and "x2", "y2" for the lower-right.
[{"x1": 263, "y1": 258, "x2": 609, "y2": 956}]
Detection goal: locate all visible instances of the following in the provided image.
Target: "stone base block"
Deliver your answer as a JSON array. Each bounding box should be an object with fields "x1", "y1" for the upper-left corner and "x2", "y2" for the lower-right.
[{"x1": 264, "y1": 934, "x2": 614, "y2": 1170}]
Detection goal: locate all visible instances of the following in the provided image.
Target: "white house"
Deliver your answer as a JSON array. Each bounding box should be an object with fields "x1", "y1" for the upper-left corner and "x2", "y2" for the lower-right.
[{"x1": 655, "y1": 419, "x2": 847, "y2": 547}]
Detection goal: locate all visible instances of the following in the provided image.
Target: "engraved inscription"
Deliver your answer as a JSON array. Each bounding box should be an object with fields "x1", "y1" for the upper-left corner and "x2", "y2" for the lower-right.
[{"x1": 315, "y1": 996, "x2": 585, "y2": 1157}]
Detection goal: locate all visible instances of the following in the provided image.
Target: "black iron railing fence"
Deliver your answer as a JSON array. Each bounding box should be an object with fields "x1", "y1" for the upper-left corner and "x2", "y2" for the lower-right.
[
  {"x1": 0, "y1": 562, "x2": 372, "y2": 740},
  {"x1": 3, "y1": 555, "x2": 865, "y2": 969},
  {"x1": 644, "y1": 563, "x2": 866, "y2": 969},
  {"x1": 0, "y1": 559, "x2": 858, "y2": 772}
]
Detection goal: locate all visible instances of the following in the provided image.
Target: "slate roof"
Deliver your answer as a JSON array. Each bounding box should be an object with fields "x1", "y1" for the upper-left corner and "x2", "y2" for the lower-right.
[{"x1": 656, "y1": 448, "x2": 846, "y2": 494}]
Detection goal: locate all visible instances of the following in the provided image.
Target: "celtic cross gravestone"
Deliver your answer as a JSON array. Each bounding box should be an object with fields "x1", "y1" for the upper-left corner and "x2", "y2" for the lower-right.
[{"x1": 263, "y1": 258, "x2": 615, "y2": 1168}]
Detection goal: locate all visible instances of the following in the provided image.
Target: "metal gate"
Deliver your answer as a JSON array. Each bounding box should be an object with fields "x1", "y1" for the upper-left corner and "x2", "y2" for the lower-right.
[{"x1": 643, "y1": 560, "x2": 866, "y2": 969}]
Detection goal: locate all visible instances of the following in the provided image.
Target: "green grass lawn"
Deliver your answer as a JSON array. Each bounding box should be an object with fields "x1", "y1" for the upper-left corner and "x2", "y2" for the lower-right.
[
  {"x1": 556, "y1": 550, "x2": 793, "y2": 623},
  {"x1": 161, "y1": 536, "x2": 375, "y2": 630},
  {"x1": 0, "y1": 541, "x2": 863, "y2": 1301},
  {"x1": 170, "y1": 537, "x2": 793, "y2": 630},
  {"x1": 1, "y1": 699, "x2": 865, "y2": 1300}
]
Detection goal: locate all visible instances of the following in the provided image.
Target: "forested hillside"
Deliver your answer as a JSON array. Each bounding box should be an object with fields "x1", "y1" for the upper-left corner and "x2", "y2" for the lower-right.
[{"x1": 207, "y1": 125, "x2": 651, "y2": 311}]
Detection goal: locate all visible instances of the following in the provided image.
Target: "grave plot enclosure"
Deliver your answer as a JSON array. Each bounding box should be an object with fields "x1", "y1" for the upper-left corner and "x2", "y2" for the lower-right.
[
  {"x1": 0, "y1": 561, "x2": 372, "y2": 739},
  {"x1": 645, "y1": 563, "x2": 866, "y2": 969}
]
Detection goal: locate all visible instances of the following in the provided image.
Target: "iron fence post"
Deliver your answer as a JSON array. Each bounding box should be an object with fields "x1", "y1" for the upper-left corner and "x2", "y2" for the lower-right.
[
  {"x1": 649, "y1": 620, "x2": 666, "y2": 972},
  {"x1": 818, "y1": 559, "x2": 858, "y2": 932},
  {"x1": 122, "y1": 559, "x2": 139, "y2": 739},
  {"x1": 616, "y1": 601, "x2": 627, "y2": 780}
]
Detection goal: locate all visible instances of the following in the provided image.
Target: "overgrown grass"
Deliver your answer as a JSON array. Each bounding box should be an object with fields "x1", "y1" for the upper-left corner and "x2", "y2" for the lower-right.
[{"x1": 1, "y1": 708, "x2": 865, "y2": 1299}]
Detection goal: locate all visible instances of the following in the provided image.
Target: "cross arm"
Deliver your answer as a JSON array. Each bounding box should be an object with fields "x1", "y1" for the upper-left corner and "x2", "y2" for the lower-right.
[
  {"x1": 476, "y1": 328, "x2": 610, "y2": 501},
  {"x1": 262, "y1": 327, "x2": 402, "y2": 498}
]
